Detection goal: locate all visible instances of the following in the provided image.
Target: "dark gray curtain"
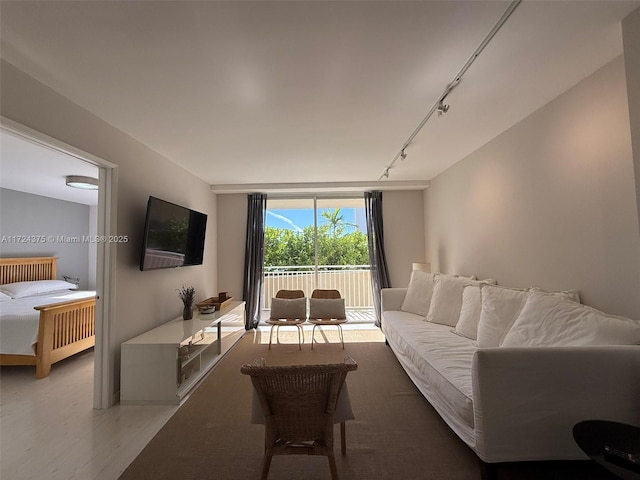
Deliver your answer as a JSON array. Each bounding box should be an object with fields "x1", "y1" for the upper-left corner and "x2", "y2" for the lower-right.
[
  {"x1": 364, "y1": 191, "x2": 391, "y2": 326},
  {"x1": 242, "y1": 193, "x2": 267, "y2": 329}
]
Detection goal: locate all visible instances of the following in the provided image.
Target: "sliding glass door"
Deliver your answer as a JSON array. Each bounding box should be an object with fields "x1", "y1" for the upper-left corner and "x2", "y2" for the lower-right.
[
  {"x1": 264, "y1": 198, "x2": 316, "y2": 296},
  {"x1": 263, "y1": 197, "x2": 373, "y2": 319}
]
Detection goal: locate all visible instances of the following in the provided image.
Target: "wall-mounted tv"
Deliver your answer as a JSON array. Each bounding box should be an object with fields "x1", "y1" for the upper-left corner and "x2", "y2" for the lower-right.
[{"x1": 139, "y1": 196, "x2": 207, "y2": 271}]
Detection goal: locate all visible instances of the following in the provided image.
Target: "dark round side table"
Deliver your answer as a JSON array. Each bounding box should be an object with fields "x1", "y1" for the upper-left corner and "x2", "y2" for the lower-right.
[{"x1": 573, "y1": 420, "x2": 640, "y2": 480}]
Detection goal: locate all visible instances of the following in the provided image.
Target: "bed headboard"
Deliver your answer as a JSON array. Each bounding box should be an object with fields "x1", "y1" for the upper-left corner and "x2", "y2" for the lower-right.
[{"x1": 0, "y1": 257, "x2": 58, "y2": 284}]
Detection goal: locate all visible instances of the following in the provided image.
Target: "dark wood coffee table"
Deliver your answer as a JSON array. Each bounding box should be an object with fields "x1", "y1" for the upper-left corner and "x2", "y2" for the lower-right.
[{"x1": 573, "y1": 420, "x2": 640, "y2": 480}]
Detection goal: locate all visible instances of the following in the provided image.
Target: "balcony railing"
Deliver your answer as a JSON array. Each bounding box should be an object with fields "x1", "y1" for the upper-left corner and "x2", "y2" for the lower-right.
[{"x1": 262, "y1": 265, "x2": 373, "y2": 309}]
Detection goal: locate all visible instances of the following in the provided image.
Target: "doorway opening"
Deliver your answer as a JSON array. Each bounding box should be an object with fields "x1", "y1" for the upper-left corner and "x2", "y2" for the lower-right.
[{"x1": 1, "y1": 117, "x2": 117, "y2": 409}]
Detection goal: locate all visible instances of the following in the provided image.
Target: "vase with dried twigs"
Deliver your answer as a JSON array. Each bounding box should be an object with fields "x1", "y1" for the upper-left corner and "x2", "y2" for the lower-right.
[{"x1": 178, "y1": 285, "x2": 196, "y2": 320}]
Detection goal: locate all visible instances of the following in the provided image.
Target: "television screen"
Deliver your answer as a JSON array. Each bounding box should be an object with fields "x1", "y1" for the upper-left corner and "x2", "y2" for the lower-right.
[{"x1": 139, "y1": 196, "x2": 207, "y2": 271}]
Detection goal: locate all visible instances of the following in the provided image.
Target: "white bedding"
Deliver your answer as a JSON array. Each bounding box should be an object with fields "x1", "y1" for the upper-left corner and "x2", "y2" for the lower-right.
[{"x1": 0, "y1": 290, "x2": 96, "y2": 355}]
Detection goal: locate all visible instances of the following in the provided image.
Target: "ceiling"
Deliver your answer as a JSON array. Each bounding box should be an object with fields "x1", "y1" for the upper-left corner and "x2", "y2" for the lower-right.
[
  {"x1": 0, "y1": 129, "x2": 99, "y2": 206},
  {"x1": 1, "y1": 1, "x2": 639, "y2": 194}
]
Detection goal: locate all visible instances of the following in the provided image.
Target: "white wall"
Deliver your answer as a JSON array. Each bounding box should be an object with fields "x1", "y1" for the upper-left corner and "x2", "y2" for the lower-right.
[
  {"x1": 216, "y1": 193, "x2": 247, "y2": 308},
  {"x1": 0, "y1": 60, "x2": 218, "y2": 400},
  {"x1": 426, "y1": 56, "x2": 640, "y2": 319},
  {"x1": 623, "y1": 8, "x2": 640, "y2": 236},
  {"x1": 382, "y1": 190, "x2": 426, "y2": 287},
  {"x1": 88, "y1": 205, "x2": 98, "y2": 289},
  {"x1": 216, "y1": 190, "x2": 427, "y2": 301},
  {"x1": 0, "y1": 188, "x2": 92, "y2": 288}
]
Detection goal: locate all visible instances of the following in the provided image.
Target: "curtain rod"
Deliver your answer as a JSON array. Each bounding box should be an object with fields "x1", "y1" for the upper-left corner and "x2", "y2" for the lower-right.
[
  {"x1": 266, "y1": 193, "x2": 366, "y2": 200},
  {"x1": 378, "y1": 0, "x2": 522, "y2": 181}
]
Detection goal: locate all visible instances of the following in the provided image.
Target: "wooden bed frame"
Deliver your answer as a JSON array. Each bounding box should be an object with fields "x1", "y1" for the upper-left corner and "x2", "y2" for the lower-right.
[{"x1": 0, "y1": 257, "x2": 96, "y2": 378}]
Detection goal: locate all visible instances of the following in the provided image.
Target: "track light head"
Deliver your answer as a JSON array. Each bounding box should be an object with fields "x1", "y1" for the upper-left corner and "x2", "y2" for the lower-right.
[{"x1": 437, "y1": 102, "x2": 450, "y2": 116}]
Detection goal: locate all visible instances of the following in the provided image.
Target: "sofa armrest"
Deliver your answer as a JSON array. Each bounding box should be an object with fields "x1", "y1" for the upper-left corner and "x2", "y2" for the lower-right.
[
  {"x1": 381, "y1": 288, "x2": 407, "y2": 312},
  {"x1": 472, "y1": 346, "x2": 640, "y2": 463}
]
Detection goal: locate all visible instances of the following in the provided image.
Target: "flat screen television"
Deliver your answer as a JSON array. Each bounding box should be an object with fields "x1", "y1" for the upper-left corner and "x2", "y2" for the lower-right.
[{"x1": 139, "y1": 196, "x2": 207, "y2": 271}]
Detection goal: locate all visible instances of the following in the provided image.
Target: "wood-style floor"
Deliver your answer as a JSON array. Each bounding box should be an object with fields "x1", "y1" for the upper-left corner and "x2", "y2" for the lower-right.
[{"x1": 0, "y1": 349, "x2": 178, "y2": 480}]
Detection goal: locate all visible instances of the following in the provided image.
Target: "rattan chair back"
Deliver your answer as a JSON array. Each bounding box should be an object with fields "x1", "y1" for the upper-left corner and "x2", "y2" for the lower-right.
[
  {"x1": 311, "y1": 289, "x2": 342, "y2": 299},
  {"x1": 241, "y1": 357, "x2": 357, "y2": 480},
  {"x1": 275, "y1": 289, "x2": 305, "y2": 299}
]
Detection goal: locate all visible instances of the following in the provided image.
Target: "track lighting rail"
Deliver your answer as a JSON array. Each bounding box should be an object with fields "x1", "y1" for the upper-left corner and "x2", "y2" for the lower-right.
[{"x1": 378, "y1": 0, "x2": 521, "y2": 181}]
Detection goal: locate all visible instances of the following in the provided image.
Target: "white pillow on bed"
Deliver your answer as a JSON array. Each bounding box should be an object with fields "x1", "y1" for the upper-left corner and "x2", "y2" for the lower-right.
[
  {"x1": 0, "y1": 291, "x2": 11, "y2": 301},
  {"x1": 0, "y1": 280, "x2": 78, "y2": 299}
]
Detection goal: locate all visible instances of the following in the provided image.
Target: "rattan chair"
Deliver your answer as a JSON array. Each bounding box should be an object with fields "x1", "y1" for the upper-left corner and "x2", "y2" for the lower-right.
[
  {"x1": 308, "y1": 289, "x2": 348, "y2": 349},
  {"x1": 241, "y1": 357, "x2": 358, "y2": 480},
  {"x1": 265, "y1": 289, "x2": 306, "y2": 349}
]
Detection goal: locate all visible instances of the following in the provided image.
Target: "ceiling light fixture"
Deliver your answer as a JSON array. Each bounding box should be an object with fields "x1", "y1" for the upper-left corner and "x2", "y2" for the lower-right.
[
  {"x1": 378, "y1": 0, "x2": 521, "y2": 181},
  {"x1": 66, "y1": 175, "x2": 99, "y2": 190}
]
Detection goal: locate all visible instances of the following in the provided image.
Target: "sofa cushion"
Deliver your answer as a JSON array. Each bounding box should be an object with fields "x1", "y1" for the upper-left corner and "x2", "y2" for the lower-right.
[
  {"x1": 455, "y1": 274, "x2": 477, "y2": 281},
  {"x1": 383, "y1": 309, "x2": 425, "y2": 323},
  {"x1": 502, "y1": 290, "x2": 640, "y2": 347},
  {"x1": 382, "y1": 311, "x2": 476, "y2": 438},
  {"x1": 427, "y1": 275, "x2": 474, "y2": 327},
  {"x1": 401, "y1": 270, "x2": 436, "y2": 317},
  {"x1": 476, "y1": 285, "x2": 580, "y2": 347},
  {"x1": 454, "y1": 285, "x2": 482, "y2": 340},
  {"x1": 476, "y1": 285, "x2": 529, "y2": 347}
]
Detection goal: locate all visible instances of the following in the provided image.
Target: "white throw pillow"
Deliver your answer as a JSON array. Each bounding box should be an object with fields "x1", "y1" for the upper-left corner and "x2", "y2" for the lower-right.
[
  {"x1": 0, "y1": 279, "x2": 78, "y2": 299},
  {"x1": 529, "y1": 287, "x2": 580, "y2": 304},
  {"x1": 309, "y1": 298, "x2": 346, "y2": 320},
  {"x1": 269, "y1": 297, "x2": 307, "y2": 320},
  {"x1": 400, "y1": 270, "x2": 436, "y2": 317},
  {"x1": 0, "y1": 291, "x2": 11, "y2": 301},
  {"x1": 477, "y1": 284, "x2": 530, "y2": 347},
  {"x1": 455, "y1": 274, "x2": 478, "y2": 281},
  {"x1": 427, "y1": 275, "x2": 476, "y2": 327},
  {"x1": 453, "y1": 285, "x2": 482, "y2": 340},
  {"x1": 502, "y1": 290, "x2": 640, "y2": 347},
  {"x1": 477, "y1": 284, "x2": 580, "y2": 348}
]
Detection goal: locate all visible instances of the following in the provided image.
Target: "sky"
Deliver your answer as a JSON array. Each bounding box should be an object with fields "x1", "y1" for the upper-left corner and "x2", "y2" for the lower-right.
[{"x1": 266, "y1": 208, "x2": 366, "y2": 233}]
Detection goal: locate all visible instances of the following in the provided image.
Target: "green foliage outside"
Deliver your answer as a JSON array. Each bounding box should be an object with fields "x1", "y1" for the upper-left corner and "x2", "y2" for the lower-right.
[{"x1": 264, "y1": 208, "x2": 369, "y2": 267}]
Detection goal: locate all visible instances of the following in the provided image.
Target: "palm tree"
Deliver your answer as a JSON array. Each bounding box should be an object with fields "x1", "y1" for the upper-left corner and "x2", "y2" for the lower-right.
[{"x1": 320, "y1": 208, "x2": 357, "y2": 237}]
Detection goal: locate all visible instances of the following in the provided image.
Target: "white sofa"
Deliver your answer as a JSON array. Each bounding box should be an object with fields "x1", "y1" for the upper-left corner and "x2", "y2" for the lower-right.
[{"x1": 381, "y1": 272, "x2": 640, "y2": 478}]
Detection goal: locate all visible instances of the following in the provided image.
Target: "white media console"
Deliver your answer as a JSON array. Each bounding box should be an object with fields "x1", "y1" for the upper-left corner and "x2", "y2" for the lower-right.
[{"x1": 120, "y1": 301, "x2": 246, "y2": 405}]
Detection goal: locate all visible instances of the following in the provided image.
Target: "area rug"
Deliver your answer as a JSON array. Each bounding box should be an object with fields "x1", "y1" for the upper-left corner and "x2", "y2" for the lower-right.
[{"x1": 119, "y1": 330, "x2": 614, "y2": 480}]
